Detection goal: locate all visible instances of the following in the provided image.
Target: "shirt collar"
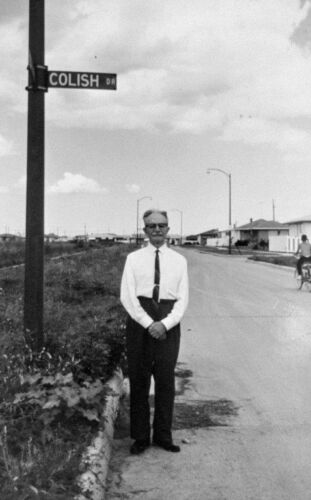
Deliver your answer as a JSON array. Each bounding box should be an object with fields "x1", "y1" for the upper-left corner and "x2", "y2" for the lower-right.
[{"x1": 147, "y1": 242, "x2": 168, "y2": 254}]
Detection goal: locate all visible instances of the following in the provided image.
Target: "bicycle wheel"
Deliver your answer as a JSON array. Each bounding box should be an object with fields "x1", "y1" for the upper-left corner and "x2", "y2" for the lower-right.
[{"x1": 294, "y1": 270, "x2": 303, "y2": 289}]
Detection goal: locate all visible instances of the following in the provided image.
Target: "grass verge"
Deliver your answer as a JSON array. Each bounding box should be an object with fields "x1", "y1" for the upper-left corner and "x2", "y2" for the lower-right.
[
  {"x1": 248, "y1": 253, "x2": 296, "y2": 268},
  {"x1": 0, "y1": 245, "x2": 131, "y2": 499},
  {"x1": 0, "y1": 240, "x2": 84, "y2": 268}
]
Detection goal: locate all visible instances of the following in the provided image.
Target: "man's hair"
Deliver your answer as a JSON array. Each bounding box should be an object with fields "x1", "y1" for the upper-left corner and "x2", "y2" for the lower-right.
[
  {"x1": 302, "y1": 234, "x2": 308, "y2": 241},
  {"x1": 143, "y1": 209, "x2": 168, "y2": 223}
]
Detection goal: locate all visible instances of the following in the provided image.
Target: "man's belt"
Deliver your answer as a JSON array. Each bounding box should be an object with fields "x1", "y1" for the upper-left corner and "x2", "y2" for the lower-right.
[
  {"x1": 137, "y1": 296, "x2": 177, "y2": 323},
  {"x1": 137, "y1": 296, "x2": 176, "y2": 305}
]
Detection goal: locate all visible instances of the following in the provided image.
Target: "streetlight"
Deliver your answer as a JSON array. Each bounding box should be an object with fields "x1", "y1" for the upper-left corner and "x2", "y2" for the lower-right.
[
  {"x1": 206, "y1": 168, "x2": 232, "y2": 255},
  {"x1": 136, "y1": 196, "x2": 152, "y2": 245},
  {"x1": 170, "y1": 209, "x2": 183, "y2": 245}
]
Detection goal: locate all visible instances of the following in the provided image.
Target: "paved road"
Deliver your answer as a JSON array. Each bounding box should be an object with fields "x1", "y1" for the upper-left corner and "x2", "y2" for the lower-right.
[{"x1": 106, "y1": 250, "x2": 311, "y2": 500}]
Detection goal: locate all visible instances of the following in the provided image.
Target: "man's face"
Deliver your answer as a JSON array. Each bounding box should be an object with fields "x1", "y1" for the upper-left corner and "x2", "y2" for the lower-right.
[{"x1": 143, "y1": 212, "x2": 169, "y2": 247}]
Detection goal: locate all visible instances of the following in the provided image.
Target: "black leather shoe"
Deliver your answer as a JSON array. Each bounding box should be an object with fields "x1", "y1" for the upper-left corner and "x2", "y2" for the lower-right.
[
  {"x1": 130, "y1": 439, "x2": 150, "y2": 455},
  {"x1": 153, "y1": 440, "x2": 180, "y2": 452}
]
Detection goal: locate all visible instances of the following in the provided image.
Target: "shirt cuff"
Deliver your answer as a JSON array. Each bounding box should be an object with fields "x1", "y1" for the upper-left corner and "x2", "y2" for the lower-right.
[
  {"x1": 141, "y1": 317, "x2": 154, "y2": 329},
  {"x1": 161, "y1": 317, "x2": 175, "y2": 331}
]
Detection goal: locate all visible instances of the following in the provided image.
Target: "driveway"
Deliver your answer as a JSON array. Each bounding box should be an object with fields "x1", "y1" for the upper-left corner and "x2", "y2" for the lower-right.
[{"x1": 106, "y1": 250, "x2": 311, "y2": 500}]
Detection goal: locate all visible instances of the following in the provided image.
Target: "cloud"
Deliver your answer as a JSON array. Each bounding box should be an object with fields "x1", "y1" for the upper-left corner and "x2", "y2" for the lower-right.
[
  {"x1": 48, "y1": 172, "x2": 108, "y2": 194},
  {"x1": 0, "y1": 18, "x2": 27, "y2": 110},
  {"x1": 220, "y1": 117, "x2": 311, "y2": 161},
  {"x1": 14, "y1": 175, "x2": 26, "y2": 189},
  {"x1": 43, "y1": 1, "x2": 311, "y2": 139},
  {"x1": 0, "y1": 134, "x2": 13, "y2": 157},
  {"x1": 126, "y1": 184, "x2": 141, "y2": 194},
  {"x1": 3, "y1": 0, "x2": 311, "y2": 161}
]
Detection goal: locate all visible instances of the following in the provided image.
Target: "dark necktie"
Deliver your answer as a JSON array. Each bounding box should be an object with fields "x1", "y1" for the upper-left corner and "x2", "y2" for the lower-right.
[{"x1": 152, "y1": 249, "x2": 160, "y2": 302}]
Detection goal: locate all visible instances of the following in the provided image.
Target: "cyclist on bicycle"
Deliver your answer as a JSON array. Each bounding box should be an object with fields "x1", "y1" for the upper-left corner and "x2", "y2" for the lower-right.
[{"x1": 295, "y1": 234, "x2": 311, "y2": 278}]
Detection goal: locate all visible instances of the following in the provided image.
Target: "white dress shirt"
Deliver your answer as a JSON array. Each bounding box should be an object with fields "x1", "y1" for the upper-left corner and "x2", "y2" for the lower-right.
[{"x1": 120, "y1": 243, "x2": 189, "y2": 331}]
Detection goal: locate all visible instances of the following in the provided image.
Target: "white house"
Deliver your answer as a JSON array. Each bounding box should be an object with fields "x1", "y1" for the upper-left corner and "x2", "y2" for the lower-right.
[
  {"x1": 196, "y1": 227, "x2": 240, "y2": 248},
  {"x1": 236, "y1": 219, "x2": 289, "y2": 251},
  {"x1": 284, "y1": 216, "x2": 311, "y2": 253}
]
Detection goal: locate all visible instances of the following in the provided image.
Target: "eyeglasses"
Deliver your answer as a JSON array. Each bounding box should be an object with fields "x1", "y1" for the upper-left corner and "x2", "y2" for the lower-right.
[{"x1": 145, "y1": 223, "x2": 168, "y2": 230}]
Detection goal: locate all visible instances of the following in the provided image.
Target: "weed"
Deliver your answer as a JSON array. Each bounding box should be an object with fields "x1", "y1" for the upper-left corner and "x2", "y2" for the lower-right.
[{"x1": 0, "y1": 244, "x2": 131, "y2": 498}]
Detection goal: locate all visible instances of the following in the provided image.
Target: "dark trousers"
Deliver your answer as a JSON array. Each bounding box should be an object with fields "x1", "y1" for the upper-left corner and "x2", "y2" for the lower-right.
[
  {"x1": 126, "y1": 297, "x2": 180, "y2": 444},
  {"x1": 297, "y1": 256, "x2": 311, "y2": 275}
]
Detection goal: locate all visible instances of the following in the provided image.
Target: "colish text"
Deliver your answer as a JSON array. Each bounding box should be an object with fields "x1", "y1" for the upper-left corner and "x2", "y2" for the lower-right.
[{"x1": 49, "y1": 72, "x2": 109, "y2": 88}]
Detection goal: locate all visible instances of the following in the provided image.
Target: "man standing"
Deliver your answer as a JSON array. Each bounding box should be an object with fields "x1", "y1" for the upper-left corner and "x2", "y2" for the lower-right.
[
  {"x1": 295, "y1": 234, "x2": 311, "y2": 277},
  {"x1": 120, "y1": 209, "x2": 189, "y2": 455}
]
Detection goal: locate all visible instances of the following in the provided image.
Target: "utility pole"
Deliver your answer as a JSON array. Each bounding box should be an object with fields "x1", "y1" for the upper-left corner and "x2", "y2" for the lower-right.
[
  {"x1": 24, "y1": 0, "x2": 46, "y2": 351},
  {"x1": 272, "y1": 199, "x2": 275, "y2": 221},
  {"x1": 207, "y1": 168, "x2": 232, "y2": 255},
  {"x1": 171, "y1": 209, "x2": 183, "y2": 245}
]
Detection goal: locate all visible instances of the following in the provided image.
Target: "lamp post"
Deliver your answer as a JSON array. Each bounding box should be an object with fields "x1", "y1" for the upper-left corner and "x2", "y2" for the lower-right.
[
  {"x1": 136, "y1": 196, "x2": 152, "y2": 245},
  {"x1": 206, "y1": 168, "x2": 232, "y2": 255},
  {"x1": 171, "y1": 209, "x2": 183, "y2": 245}
]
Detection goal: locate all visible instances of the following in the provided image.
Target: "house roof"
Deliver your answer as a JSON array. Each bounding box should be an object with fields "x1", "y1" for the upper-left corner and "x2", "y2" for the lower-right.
[
  {"x1": 186, "y1": 234, "x2": 200, "y2": 240},
  {"x1": 237, "y1": 219, "x2": 289, "y2": 231},
  {"x1": 285, "y1": 215, "x2": 311, "y2": 224},
  {"x1": 197, "y1": 229, "x2": 219, "y2": 236}
]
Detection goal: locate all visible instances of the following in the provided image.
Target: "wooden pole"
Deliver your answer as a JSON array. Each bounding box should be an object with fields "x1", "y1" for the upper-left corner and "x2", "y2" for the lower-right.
[{"x1": 24, "y1": 0, "x2": 45, "y2": 351}]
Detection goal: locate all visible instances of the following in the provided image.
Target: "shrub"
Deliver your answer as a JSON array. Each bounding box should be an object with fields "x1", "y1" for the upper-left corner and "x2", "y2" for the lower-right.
[
  {"x1": 234, "y1": 239, "x2": 249, "y2": 247},
  {"x1": 0, "y1": 245, "x2": 129, "y2": 498},
  {"x1": 0, "y1": 240, "x2": 25, "y2": 268}
]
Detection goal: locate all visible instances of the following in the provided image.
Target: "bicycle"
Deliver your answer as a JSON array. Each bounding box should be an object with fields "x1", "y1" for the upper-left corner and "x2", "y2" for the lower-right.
[{"x1": 294, "y1": 262, "x2": 311, "y2": 291}]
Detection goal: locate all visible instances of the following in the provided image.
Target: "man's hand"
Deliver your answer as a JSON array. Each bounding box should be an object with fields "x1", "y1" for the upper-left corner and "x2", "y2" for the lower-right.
[{"x1": 148, "y1": 321, "x2": 167, "y2": 340}]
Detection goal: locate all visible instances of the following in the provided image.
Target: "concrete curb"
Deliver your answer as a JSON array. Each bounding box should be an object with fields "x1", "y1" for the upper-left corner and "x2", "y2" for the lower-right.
[{"x1": 75, "y1": 368, "x2": 124, "y2": 500}]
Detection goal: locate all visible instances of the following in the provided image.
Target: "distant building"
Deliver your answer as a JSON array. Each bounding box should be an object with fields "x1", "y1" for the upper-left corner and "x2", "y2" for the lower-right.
[
  {"x1": 44, "y1": 233, "x2": 59, "y2": 242},
  {"x1": 184, "y1": 234, "x2": 200, "y2": 245},
  {"x1": 88, "y1": 233, "x2": 117, "y2": 243},
  {"x1": 0, "y1": 233, "x2": 22, "y2": 243},
  {"x1": 115, "y1": 236, "x2": 131, "y2": 244},
  {"x1": 197, "y1": 229, "x2": 219, "y2": 246},
  {"x1": 285, "y1": 215, "x2": 311, "y2": 238},
  {"x1": 168, "y1": 234, "x2": 182, "y2": 245},
  {"x1": 196, "y1": 227, "x2": 241, "y2": 248},
  {"x1": 284, "y1": 215, "x2": 311, "y2": 253},
  {"x1": 236, "y1": 219, "x2": 288, "y2": 250}
]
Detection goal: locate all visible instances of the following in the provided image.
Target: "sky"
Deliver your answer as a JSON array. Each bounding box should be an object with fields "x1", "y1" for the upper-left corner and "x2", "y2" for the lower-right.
[{"x1": 2, "y1": 0, "x2": 311, "y2": 237}]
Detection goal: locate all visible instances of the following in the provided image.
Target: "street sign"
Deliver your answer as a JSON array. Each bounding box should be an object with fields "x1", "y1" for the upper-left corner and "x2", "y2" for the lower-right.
[{"x1": 47, "y1": 71, "x2": 117, "y2": 90}]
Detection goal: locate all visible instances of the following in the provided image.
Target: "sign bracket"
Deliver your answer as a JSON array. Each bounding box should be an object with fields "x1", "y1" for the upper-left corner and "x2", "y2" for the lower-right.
[{"x1": 26, "y1": 58, "x2": 48, "y2": 92}]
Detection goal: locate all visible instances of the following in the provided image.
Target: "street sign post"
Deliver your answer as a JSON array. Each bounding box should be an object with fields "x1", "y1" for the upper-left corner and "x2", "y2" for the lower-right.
[
  {"x1": 25, "y1": 0, "x2": 45, "y2": 351},
  {"x1": 25, "y1": 0, "x2": 117, "y2": 351}
]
